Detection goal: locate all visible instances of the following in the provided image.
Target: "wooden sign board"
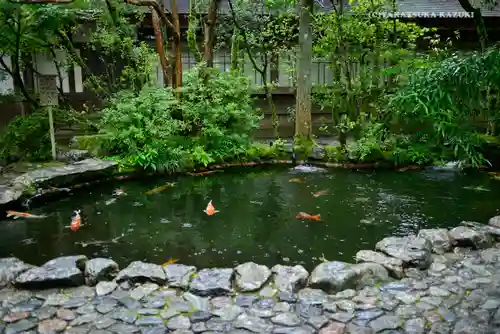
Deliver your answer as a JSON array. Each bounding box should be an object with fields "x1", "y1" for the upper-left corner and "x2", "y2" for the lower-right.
[{"x1": 38, "y1": 75, "x2": 59, "y2": 106}]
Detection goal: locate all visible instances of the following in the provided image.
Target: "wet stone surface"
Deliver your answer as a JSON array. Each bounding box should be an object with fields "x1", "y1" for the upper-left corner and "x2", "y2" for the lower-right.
[{"x1": 2, "y1": 225, "x2": 500, "y2": 333}]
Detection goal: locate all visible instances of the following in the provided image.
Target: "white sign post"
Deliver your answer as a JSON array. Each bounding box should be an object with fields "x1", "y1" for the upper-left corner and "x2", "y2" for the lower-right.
[{"x1": 38, "y1": 74, "x2": 58, "y2": 160}]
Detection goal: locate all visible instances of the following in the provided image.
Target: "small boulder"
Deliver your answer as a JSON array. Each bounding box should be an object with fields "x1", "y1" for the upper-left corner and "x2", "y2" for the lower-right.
[
  {"x1": 189, "y1": 268, "x2": 233, "y2": 296},
  {"x1": 164, "y1": 264, "x2": 197, "y2": 289},
  {"x1": 449, "y1": 225, "x2": 492, "y2": 249},
  {"x1": 417, "y1": 228, "x2": 452, "y2": 254},
  {"x1": 115, "y1": 261, "x2": 166, "y2": 284},
  {"x1": 375, "y1": 236, "x2": 432, "y2": 269},
  {"x1": 234, "y1": 262, "x2": 271, "y2": 292},
  {"x1": 15, "y1": 255, "x2": 87, "y2": 289},
  {"x1": 271, "y1": 264, "x2": 309, "y2": 293},
  {"x1": 309, "y1": 261, "x2": 352, "y2": 293},
  {"x1": 56, "y1": 150, "x2": 90, "y2": 163},
  {"x1": 355, "y1": 250, "x2": 404, "y2": 278},
  {"x1": 350, "y1": 262, "x2": 391, "y2": 288},
  {"x1": 310, "y1": 261, "x2": 390, "y2": 293},
  {"x1": 489, "y1": 216, "x2": 500, "y2": 228},
  {"x1": 0, "y1": 257, "x2": 34, "y2": 287},
  {"x1": 96, "y1": 281, "x2": 118, "y2": 296},
  {"x1": 84, "y1": 258, "x2": 119, "y2": 286}
]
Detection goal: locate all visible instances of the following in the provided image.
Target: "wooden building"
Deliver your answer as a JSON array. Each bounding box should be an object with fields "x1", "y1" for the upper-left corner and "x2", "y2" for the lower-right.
[{"x1": 0, "y1": 0, "x2": 499, "y2": 137}]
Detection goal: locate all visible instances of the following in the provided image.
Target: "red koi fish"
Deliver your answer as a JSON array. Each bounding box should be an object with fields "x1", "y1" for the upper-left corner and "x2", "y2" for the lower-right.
[
  {"x1": 296, "y1": 212, "x2": 321, "y2": 221},
  {"x1": 70, "y1": 210, "x2": 82, "y2": 232},
  {"x1": 203, "y1": 200, "x2": 219, "y2": 216},
  {"x1": 312, "y1": 190, "x2": 328, "y2": 198}
]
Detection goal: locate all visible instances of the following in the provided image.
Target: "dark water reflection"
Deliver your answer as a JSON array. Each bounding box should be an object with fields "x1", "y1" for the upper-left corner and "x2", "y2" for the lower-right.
[{"x1": 0, "y1": 166, "x2": 498, "y2": 271}]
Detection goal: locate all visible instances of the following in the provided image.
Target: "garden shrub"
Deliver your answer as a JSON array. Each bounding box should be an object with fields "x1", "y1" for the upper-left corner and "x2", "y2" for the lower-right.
[
  {"x1": 0, "y1": 108, "x2": 88, "y2": 163},
  {"x1": 98, "y1": 64, "x2": 262, "y2": 172}
]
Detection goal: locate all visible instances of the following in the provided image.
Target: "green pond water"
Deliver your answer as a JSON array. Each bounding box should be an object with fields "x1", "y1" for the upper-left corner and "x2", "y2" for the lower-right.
[{"x1": 0, "y1": 166, "x2": 499, "y2": 271}]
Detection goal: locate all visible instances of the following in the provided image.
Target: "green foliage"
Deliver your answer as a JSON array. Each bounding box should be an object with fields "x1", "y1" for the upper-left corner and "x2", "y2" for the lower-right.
[
  {"x1": 98, "y1": 65, "x2": 262, "y2": 172},
  {"x1": 312, "y1": 0, "x2": 434, "y2": 144},
  {"x1": 387, "y1": 48, "x2": 500, "y2": 167},
  {"x1": 0, "y1": 108, "x2": 87, "y2": 163}
]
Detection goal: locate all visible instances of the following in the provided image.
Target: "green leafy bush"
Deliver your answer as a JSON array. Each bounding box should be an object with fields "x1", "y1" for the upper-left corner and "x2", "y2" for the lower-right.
[
  {"x1": 0, "y1": 108, "x2": 87, "y2": 163},
  {"x1": 98, "y1": 65, "x2": 262, "y2": 172},
  {"x1": 387, "y1": 48, "x2": 500, "y2": 167}
]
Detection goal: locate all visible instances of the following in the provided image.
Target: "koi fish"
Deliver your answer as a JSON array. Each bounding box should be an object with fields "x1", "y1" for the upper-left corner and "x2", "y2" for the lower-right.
[
  {"x1": 188, "y1": 170, "x2": 222, "y2": 176},
  {"x1": 289, "y1": 178, "x2": 304, "y2": 183},
  {"x1": 463, "y1": 186, "x2": 490, "y2": 192},
  {"x1": 70, "y1": 210, "x2": 81, "y2": 232},
  {"x1": 105, "y1": 198, "x2": 117, "y2": 206},
  {"x1": 113, "y1": 188, "x2": 126, "y2": 196},
  {"x1": 312, "y1": 190, "x2": 328, "y2": 197},
  {"x1": 296, "y1": 212, "x2": 321, "y2": 221},
  {"x1": 162, "y1": 258, "x2": 179, "y2": 266},
  {"x1": 77, "y1": 234, "x2": 124, "y2": 247},
  {"x1": 145, "y1": 182, "x2": 176, "y2": 195},
  {"x1": 6, "y1": 210, "x2": 47, "y2": 219},
  {"x1": 204, "y1": 200, "x2": 219, "y2": 216}
]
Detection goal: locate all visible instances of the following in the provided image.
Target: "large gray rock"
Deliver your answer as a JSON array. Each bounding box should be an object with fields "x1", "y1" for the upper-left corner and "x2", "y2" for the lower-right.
[
  {"x1": 309, "y1": 261, "x2": 390, "y2": 293},
  {"x1": 375, "y1": 236, "x2": 432, "y2": 269},
  {"x1": 189, "y1": 268, "x2": 233, "y2": 296},
  {"x1": 84, "y1": 258, "x2": 119, "y2": 286},
  {"x1": 234, "y1": 262, "x2": 271, "y2": 292},
  {"x1": 355, "y1": 250, "x2": 404, "y2": 278},
  {"x1": 489, "y1": 216, "x2": 500, "y2": 228},
  {"x1": 15, "y1": 255, "x2": 87, "y2": 289},
  {"x1": 271, "y1": 265, "x2": 309, "y2": 293},
  {"x1": 449, "y1": 225, "x2": 492, "y2": 249},
  {"x1": 164, "y1": 264, "x2": 197, "y2": 289},
  {"x1": 417, "y1": 228, "x2": 452, "y2": 254},
  {"x1": 0, "y1": 159, "x2": 117, "y2": 205},
  {"x1": 115, "y1": 261, "x2": 166, "y2": 284},
  {"x1": 0, "y1": 257, "x2": 34, "y2": 287}
]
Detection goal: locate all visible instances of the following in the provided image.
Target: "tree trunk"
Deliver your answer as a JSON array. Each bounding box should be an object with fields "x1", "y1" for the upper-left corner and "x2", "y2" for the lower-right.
[
  {"x1": 457, "y1": 0, "x2": 488, "y2": 52},
  {"x1": 152, "y1": 10, "x2": 170, "y2": 87},
  {"x1": 170, "y1": 0, "x2": 182, "y2": 88},
  {"x1": 203, "y1": 0, "x2": 219, "y2": 67},
  {"x1": 294, "y1": 0, "x2": 313, "y2": 140}
]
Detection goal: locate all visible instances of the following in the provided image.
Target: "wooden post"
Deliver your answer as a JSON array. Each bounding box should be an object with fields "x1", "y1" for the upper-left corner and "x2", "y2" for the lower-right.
[{"x1": 38, "y1": 74, "x2": 59, "y2": 160}]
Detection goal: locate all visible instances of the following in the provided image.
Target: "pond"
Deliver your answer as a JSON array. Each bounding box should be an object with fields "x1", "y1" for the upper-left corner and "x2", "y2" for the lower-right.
[{"x1": 0, "y1": 165, "x2": 499, "y2": 271}]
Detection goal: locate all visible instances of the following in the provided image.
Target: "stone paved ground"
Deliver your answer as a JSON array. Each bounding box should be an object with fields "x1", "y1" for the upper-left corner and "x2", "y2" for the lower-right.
[{"x1": 2, "y1": 221, "x2": 500, "y2": 333}]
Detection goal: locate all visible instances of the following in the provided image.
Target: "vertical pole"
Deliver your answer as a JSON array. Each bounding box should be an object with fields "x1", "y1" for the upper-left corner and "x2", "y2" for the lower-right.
[{"x1": 48, "y1": 106, "x2": 56, "y2": 160}]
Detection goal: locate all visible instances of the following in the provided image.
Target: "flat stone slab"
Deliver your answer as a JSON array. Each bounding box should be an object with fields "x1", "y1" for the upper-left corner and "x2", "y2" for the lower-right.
[
  {"x1": 376, "y1": 236, "x2": 432, "y2": 269},
  {"x1": 15, "y1": 255, "x2": 88, "y2": 289},
  {"x1": 189, "y1": 268, "x2": 233, "y2": 296},
  {"x1": 0, "y1": 159, "x2": 117, "y2": 205}
]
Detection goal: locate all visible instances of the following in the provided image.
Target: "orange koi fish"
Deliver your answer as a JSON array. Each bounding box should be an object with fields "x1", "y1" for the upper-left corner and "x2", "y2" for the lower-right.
[
  {"x1": 312, "y1": 190, "x2": 328, "y2": 197},
  {"x1": 70, "y1": 210, "x2": 82, "y2": 232},
  {"x1": 162, "y1": 258, "x2": 179, "y2": 266},
  {"x1": 289, "y1": 178, "x2": 304, "y2": 183},
  {"x1": 296, "y1": 212, "x2": 321, "y2": 221},
  {"x1": 203, "y1": 200, "x2": 219, "y2": 216},
  {"x1": 6, "y1": 210, "x2": 47, "y2": 219}
]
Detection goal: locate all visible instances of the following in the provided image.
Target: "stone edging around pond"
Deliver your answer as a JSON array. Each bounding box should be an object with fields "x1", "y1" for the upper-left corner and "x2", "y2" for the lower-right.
[{"x1": 2, "y1": 219, "x2": 500, "y2": 333}]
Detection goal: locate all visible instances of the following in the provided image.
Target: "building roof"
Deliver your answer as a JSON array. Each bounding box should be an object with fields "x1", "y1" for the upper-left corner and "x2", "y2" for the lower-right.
[{"x1": 161, "y1": 0, "x2": 500, "y2": 18}]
